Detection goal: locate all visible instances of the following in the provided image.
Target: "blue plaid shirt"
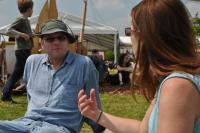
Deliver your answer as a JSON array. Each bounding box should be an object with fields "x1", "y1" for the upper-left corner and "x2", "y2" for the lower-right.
[{"x1": 23, "y1": 51, "x2": 102, "y2": 133}]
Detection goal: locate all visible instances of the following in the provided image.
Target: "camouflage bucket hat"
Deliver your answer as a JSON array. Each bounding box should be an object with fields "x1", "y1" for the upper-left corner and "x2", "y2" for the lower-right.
[{"x1": 34, "y1": 19, "x2": 75, "y2": 43}]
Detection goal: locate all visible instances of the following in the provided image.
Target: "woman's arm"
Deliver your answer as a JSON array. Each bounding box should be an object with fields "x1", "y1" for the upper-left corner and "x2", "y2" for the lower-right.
[
  {"x1": 6, "y1": 18, "x2": 30, "y2": 40},
  {"x1": 117, "y1": 64, "x2": 134, "y2": 72},
  {"x1": 98, "y1": 101, "x2": 153, "y2": 133},
  {"x1": 78, "y1": 89, "x2": 153, "y2": 133}
]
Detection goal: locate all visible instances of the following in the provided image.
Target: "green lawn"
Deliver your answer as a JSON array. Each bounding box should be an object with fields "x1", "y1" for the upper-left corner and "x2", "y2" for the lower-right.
[{"x1": 0, "y1": 93, "x2": 149, "y2": 133}]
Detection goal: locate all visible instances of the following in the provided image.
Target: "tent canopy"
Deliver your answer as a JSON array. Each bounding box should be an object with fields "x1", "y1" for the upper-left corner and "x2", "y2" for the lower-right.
[
  {"x1": 0, "y1": 11, "x2": 118, "y2": 50},
  {"x1": 186, "y1": 1, "x2": 200, "y2": 18},
  {"x1": 0, "y1": 11, "x2": 119, "y2": 62},
  {"x1": 119, "y1": 36, "x2": 131, "y2": 46}
]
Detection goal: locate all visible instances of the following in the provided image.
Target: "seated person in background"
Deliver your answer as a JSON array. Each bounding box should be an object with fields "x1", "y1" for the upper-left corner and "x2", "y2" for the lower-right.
[
  {"x1": 0, "y1": 19, "x2": 105, "y2": 133},
  {"x1": 117, "y1": 53, "x2": 134, "y2": 85},
  {"x1": 89, "y1": 49, "x2": 107, "y2": 83},
  {"x1": 107, "y1": 62, "x2": 119, "y2": 85}
]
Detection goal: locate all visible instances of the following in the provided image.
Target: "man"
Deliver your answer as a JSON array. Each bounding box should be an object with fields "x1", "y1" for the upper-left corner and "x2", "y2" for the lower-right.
[{"x1": 0, "y1": 19, "x2": 105, "y2": 133}]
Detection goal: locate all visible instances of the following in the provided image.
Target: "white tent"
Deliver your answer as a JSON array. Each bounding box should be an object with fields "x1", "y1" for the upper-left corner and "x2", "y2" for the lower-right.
[
  {"x1": 0, "y1": 12, "x2": 119, "y2": 74},
  {"x1": 119, "y1": 36, "x2": 133, "y2": 54},
  {"x1": 186, "y1": 1, "x2": 200, "y2": 18},
  {"x1": 119, "y1": 36, "x2": 131, "y2": 45},
  {"x1": 0, "y1": 11, "x2": 119, "y2": 61}
]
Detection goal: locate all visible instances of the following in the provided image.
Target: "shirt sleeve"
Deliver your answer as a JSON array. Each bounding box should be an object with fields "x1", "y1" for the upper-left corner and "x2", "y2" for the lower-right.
[
  {"x1": 6, "y1": 18, "x2": 23, "y2": 38},
  {"x1": 84, "y1": 62, "x2": 105, "y2": 133},
  {"x1": 23, "y1": 56, "x2": 31, "y2": 85}
]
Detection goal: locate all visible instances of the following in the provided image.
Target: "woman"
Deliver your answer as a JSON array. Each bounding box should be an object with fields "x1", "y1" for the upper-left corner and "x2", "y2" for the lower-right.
[
  {"x1": 78, "y1": 0, "x2": 200, "y2": 132},
  {"x1": 117, "y1": 53, "x2": 133, "y2": 85}
]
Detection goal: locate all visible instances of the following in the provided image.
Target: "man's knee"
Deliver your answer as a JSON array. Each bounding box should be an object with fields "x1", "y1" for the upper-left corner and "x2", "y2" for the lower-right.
[
  {"x1": 31, "y1": 125, "x2": 71, "y2": 133},
  {"x1": 0, "y1": 120, "x2": 29, "y2": 133},
  {"x1": 0, "y1": 120, "x2": 19, "y2": 133}
]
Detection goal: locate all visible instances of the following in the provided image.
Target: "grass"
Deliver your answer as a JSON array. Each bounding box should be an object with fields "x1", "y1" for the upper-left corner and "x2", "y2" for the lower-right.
[
  {"x1": 0, "y1": 95, "x2": 27, "y2": 120},
  {"x1": 0, "y1": 93, "x2": 149, "y2": 133}
]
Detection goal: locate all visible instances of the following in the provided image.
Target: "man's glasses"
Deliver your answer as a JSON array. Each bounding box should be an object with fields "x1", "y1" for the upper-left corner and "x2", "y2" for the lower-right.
[{"x1": 43, "y1": 35, "x2": 67, "y2": 43}]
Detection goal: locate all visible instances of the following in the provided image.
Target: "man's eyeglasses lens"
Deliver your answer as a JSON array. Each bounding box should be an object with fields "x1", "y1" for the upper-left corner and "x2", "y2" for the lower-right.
[{"x1": 44, "y1": 35, "x2": 67, "y2": 43}]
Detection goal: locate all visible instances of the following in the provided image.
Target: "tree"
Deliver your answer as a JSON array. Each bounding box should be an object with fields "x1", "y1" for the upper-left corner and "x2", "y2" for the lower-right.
[
  {"x1": 105, "y1": 50, "x2": 114, "y2": 61},
  {"x1": 192, "y1": 12, "x2": 200, "y2": 37},
  {"x1": 192, "y1": 15, "x2": 200, "y2": 47},
  {"x1": 193, "y1": 18, "x2": 200, "y2": 36}
]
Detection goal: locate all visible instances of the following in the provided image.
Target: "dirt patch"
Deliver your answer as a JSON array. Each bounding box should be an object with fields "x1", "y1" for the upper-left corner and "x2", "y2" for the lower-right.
[{"x1": 99, "y1": 84, "x2": 141, "y2": 95}]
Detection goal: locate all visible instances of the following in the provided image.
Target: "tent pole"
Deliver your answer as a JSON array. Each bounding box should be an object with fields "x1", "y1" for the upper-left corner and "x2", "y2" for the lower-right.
[
  {"x1": 114, "y1": 32, "x2": 118, "y2": 63},
  {"x1": 78, "y1": 0, "x2": 87, "y2": 54}
]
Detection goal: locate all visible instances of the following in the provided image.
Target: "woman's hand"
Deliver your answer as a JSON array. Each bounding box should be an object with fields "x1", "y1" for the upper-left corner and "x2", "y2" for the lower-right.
[{"x1": 78, "y1": 89, "x2": 101, "y2": 121}]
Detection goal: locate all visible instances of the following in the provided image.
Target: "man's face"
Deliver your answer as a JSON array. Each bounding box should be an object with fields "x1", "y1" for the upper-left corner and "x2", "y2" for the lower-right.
[{"x1": 41, "y1": 32, "x2": 69, "y2": 59}]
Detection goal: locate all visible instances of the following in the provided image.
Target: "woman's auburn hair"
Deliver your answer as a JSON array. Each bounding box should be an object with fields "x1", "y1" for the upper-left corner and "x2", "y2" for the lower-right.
[{"x1": 131, "y1": 0, "x2": 200, "y2": 101}]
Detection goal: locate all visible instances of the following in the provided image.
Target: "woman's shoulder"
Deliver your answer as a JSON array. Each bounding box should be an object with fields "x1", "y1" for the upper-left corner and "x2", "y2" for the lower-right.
[
  {"x1": 160, "y1": 72, "x2": 200, "y2": 93},
  {"x1": 158, "y1": 72, "x2": 200, "y2": 113},
  {"x1": 168, "y1": 71, "x2": 200, "y2": 92},
  {"x1": 161, "y1": 75, "x2": 197, "y2": 94},
  {"x1": 156, "y1": 72, "x2": 200, "y2": 117},
  {"x1": 149, "y1": 71, "x2": 200, "y2": 133},
  {"x1": 157, "y1": 76, "x2": 200, "y2": 133}
]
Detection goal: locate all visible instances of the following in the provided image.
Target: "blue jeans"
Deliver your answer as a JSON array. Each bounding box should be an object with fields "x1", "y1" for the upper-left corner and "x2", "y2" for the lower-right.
[
  {"x1": 2, "y1": 49, "x2": 31, "y2": 100},
  {"x1": 0, "y1": 118, "x2": 71, "y2": 133}
]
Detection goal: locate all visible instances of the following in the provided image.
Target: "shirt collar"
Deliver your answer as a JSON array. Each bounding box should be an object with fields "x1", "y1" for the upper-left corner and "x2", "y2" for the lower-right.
[
  {"x1": 64, "y1": 51, "x2": 75, "y2": 65},
  {"x1": 41, "y1": 51, "x2": 75, "y2": 65}
]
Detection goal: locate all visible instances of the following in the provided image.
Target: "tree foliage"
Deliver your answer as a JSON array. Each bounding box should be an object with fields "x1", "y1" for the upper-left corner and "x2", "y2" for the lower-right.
[
  {"x1": 193, "y1": 17, "x2": 200, "y2": 36},
  {"x1": 105, "y1": 50, "x2": 114, "y2": 61}
]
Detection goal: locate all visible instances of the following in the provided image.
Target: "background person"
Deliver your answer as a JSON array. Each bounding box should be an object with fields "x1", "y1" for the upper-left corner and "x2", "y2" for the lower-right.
[
  {"x1": 1, "y1": 0, "x2": 34, "y2": 101},
  {"x1": 117, "y1": 53, "x2": 134, "y2": 85},
  {"x1": 78, "y1": 0, "x2": 200, "y2": 132},
  {"x1": 0, "y1": 42, "x2": 6, "y2": 87}
]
